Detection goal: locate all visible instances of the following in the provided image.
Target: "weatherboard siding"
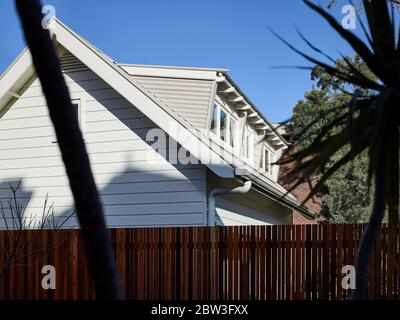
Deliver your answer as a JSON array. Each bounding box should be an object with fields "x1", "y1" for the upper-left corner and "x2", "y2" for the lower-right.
[
  {"x1": 131, "y1": 75, "x2": 214, "y2": 130},
  {"x1": 215, "y1": 197, "x2": 291, "y2": 226},
  {"x1": 0, "y1": 65, "x2": 206, "y2": 228},
  {"x1": 206, "y1": 171, "x2": 292, "y2": 226},
  {"x1": 59, "y1": 50, "x2": 87, "y2": 72}
]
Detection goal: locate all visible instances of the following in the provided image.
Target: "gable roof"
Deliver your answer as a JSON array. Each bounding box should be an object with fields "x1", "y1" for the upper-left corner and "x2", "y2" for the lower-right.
[{"x1": 0, "y1": 18, "x2": 315, "y2": 219}]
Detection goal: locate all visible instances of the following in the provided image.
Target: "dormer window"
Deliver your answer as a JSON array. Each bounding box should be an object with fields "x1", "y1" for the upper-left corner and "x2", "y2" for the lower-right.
[{"x1": 209, "y1": 102, "x2": 238, "y2": 149}]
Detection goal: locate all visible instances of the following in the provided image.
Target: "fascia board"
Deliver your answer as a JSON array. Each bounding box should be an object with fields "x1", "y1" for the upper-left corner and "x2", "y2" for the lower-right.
[
  {"x1": 0, "y1": 48, "x2": 33, "y2": 111},
  {"x1": 119, "y1": 65, "x2": 219, "y2": 81},
  {"x1": 249, "y1": 173, "x2": 316, "y2": 219}
]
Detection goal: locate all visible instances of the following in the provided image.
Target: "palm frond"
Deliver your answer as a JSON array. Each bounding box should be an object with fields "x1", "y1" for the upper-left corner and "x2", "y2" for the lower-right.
[
  {"x1": 269, "y1": 26, "x2": 383, "y2": 90},
  {"x1": 304, "y1": 0, "x2": 382, "y2": 79},
  {"x1": 275, "y1": 0, "x2": 400, "y2": 301}
]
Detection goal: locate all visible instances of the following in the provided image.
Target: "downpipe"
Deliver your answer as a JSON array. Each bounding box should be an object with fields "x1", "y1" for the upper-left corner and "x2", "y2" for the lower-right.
[{"x1": 207, "y1": 181, "x2": 252, "y2": 226}]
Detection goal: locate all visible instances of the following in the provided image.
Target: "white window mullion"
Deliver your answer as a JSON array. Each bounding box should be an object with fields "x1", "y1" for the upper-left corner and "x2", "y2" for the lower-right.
[
  {"x1": 226, "y1": 115, "x2": 230, "y2": 146},
  {"x1": 268, "y1": 150, "x2": 272, "y2": 175},
  {"x1": 79, "y1": 97, "x2": 85, "y2": 139},
  {"x1": 243, "y1": 131, "x2": 248, "y2": 158},
  {"x1": 216, "y1": 104, "x2": 221, "y2": 137},
  {"x1": 248, "y1": 129, "x2": 254, "y2": 164}
]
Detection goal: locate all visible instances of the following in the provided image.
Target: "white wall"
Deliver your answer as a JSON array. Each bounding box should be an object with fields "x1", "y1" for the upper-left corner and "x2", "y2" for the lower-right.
[
  {"x1": 207, "y1": 171, "x2": 292, "y2": 226},
  {"x1": 215, "y1": 196, "x2": 291, "y2": 226},
  {"x1": 0, "y1": 56, "x2": 206, "y2": 228}
]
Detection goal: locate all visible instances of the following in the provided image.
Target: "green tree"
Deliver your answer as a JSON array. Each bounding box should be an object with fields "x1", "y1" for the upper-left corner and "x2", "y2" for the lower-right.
[{"x1": 286, "y1": 56, "x2": 375, "y2": 224}]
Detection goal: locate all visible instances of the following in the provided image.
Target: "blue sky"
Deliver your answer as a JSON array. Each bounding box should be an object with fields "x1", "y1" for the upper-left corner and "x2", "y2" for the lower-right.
[{"x1": 0, "y1": 0, "x2": 360, "y2": 122}]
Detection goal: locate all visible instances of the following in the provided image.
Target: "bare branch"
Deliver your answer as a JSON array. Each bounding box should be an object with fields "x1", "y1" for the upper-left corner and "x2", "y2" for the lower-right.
[{"x1": 0, "y1": 183, "x2": 73, "y2": 279}]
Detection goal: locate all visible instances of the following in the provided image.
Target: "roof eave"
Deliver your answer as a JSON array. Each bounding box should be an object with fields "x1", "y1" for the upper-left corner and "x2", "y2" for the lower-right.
[
  {"x1": 240, "y1": 173, "x2": 316, "y2": 220},
  {"x1": 219, "y1": 72, "x2": 289, "y2": 148}
]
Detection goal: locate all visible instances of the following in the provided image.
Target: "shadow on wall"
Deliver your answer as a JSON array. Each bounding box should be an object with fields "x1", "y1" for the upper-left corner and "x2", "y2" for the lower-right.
[
  {"x1": 63, "y1": 71, "x2": 206, "y2": 227},
  {"x1": 58, "y1": 162, "x2": 205, "y2": 228},
  {"x1": 0, "y1": 149, "x2": 205, "y2": 230},
  {"x1": 0, "y1": 164, "x2": 205, "y2": 229},
  {"x1": 0, "y1": 71, "x2": 207, "y2": 229},
  {"x1": 0, "y1": 179, "x2": 32, "y2": 229},
  {"x1": 0, "y1": 179, "x2": 75, "y2": 229}
]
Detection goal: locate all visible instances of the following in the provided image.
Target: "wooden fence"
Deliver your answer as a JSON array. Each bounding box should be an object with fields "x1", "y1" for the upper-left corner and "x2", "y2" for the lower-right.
[{"x1": 0, "y1": 224, "x2": 399, "y2": 300}]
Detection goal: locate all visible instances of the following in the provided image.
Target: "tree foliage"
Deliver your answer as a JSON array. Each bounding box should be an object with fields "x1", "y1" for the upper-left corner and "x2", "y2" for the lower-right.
[
  {"x1": 276, "y1": 0, "x2": 400, "y2": 299},
  {"x1": 286, "y1": 56, "x2": 375, "y2": 224},
  {"x1": 327, "y1": 0, "x2": 400, "y2": 10}
]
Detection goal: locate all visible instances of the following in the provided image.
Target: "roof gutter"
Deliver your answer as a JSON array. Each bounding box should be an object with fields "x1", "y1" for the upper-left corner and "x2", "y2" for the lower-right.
[
  {"x1": 247, "y1": 174, "x2": 316, "y2": 220},
  {"x1": 207, "y1": 180, "x2": 252, "y2": 226}
]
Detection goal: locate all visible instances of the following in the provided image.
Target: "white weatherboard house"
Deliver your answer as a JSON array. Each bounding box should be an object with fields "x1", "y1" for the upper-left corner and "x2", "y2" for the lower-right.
[{"x1": 0, "y1": 19, "x2": 314, "y2": 228}]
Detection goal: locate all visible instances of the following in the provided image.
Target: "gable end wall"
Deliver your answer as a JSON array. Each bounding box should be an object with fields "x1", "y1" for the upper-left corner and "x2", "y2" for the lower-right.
[{"x1": 0, "y1": 52, "x2": 207, "y2": 228}]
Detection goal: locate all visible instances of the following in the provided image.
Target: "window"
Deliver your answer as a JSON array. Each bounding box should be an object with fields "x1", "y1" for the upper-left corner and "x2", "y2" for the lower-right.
[
  {"x1": 209, "y1": 102, "x2": 238, "y2": 150},
  {"x1": 263, "y1": 146, "x2": 272, "y2": 174},
  {"x1": 52, "y1": 98, "x2": 84, "y2": 143},
  {"x1": 220, "y1": 109, "x2": 227, "y2": 142},
  {"x1": 210, "y1": 104, "x2": 218, "y2": 135},
  {"x1": 72, "y1": 100, "x2": 82, "y2": 128},
  {"x1": 229, "y1": 117, "x2": 236, "y2": 147},
  {"x1": 242, "y1": 125, "x2": 254, "y2": 163}
]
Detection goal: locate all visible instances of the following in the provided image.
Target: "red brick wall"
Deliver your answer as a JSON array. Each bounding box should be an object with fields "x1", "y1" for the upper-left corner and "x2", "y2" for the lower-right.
[{"x1": 278, "y1": 146, "x2": 322, "y2": 225}]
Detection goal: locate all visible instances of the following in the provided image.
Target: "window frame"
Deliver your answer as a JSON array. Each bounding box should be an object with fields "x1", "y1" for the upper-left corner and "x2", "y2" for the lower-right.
[
  {"x1": 243, "y1": 124, "x2": 254, "y2": 164},
  {"x1": 262, "y1": 143, "x2": 273, "y2": 175},
  {"x1": 210, "y1": 103, "x2": 218, "y2": 136},
  {"x1": 52, "y1": 96, "x2": 85, "y2": 143},
  {"x1": 76, "y1": 98, "x2": 84, "y2": 130},
  {"x1": 209, "y1": 98, "x2": 238, "y2": 152},
  {"x1": 220, "y1": 108, "x2": 228, "y2": 142}
]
